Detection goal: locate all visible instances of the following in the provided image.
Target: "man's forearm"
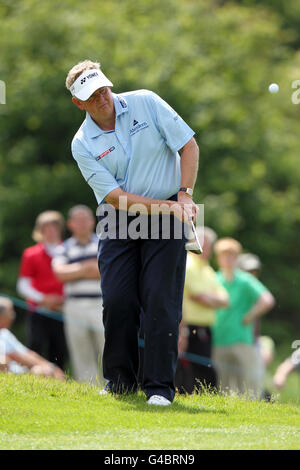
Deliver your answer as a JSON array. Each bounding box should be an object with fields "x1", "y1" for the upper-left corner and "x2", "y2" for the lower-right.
[
  {"x1": 273, "y1": 358, "x2": 296, "y2": 388},
  {"x1": 54, "y1": 262, "x2": 87, "y2": 281},
  {"x1": 54, "y1": 260, "x2": 100, "y2": 281},
  {"x1": 179, "y1": 137, "x2": 199, "y2": 189},
  {"x1": 243, "y1": 301, "x2": 269, "y2": 324},
  {"x1": 105, "y1": 190, "x2": 174, "y2": 212},
  {"x1": 83, "y1": 262, "x2": 101, "y2": 279},
  {"x1": 190, "y1": 292, "x2": 228, "y2": 309},
  {"x1": 9, "y1": 350, "x2": 49, "y2": 368},
  {"x1": 243, "y1": 292, "x2": 275, "y2": 324},
  {"x1": 17, "y1": 277, "x2": 44, "y2": 303},
  {"x1": 105, "y1": 189, "x2": 199, "y2": 224}
]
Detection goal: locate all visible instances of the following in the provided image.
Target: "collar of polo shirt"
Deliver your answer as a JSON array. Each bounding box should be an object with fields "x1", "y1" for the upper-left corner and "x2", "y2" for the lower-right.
[{"x1": 69, "y1": 69, "x2": 113, "y2": 101}]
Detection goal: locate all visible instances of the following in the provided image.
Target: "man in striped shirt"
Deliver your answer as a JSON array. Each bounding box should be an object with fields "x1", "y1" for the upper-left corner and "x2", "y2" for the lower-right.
[{"x1": 52, "y1": 205, "x2": 104, "y2": 385}]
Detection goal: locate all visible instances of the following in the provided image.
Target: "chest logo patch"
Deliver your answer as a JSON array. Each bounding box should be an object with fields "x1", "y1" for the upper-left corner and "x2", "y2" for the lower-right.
[
  {"x1": 130, "y1": 121, "x2": 149, "y2": 136},
  {"x1": 95, "y1": 146, "x2": 115, "y2": 161}
]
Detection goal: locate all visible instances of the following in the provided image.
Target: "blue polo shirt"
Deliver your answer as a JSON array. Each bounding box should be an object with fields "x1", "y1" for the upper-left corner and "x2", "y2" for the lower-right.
[{"x1": 71, "y1": 89, "x2": 195, "y2": 204}]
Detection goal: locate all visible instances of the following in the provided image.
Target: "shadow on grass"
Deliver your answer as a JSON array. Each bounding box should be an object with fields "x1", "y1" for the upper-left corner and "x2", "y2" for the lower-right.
[{"x1": 113, "y1": 393, "x2": 228, "y2": 415}]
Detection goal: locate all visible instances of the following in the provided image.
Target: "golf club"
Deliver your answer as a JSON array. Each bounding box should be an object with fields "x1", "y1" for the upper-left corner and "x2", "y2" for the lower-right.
[{"x1": 186, "y1": 217, "x2": 203, "y2": 254}]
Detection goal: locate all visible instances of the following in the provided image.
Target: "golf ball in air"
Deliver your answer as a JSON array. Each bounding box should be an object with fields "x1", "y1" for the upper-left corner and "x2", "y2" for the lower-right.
[{"x1": 269, "y1": 83, "x2": 279, "y2": 94}]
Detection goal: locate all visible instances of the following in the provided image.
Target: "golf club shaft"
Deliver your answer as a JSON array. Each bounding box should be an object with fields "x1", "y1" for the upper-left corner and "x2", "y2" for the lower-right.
[{"x1": 191, "y1": 219, "x2": 203, "y2": 253}]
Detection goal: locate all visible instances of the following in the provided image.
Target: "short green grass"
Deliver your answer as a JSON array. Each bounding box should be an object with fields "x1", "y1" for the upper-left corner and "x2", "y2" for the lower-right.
[{"x1": 0, "y1": 373, "x2": 299, "y2": 450}]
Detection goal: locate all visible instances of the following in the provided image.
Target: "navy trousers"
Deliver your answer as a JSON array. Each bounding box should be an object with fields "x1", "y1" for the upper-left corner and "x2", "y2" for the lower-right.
[
  {"x1": 97, "y1": 207, "x2": 187, "y2": 402},
  {"x1": 27, "y1": 313, "x2": 67, "y2": 370}
]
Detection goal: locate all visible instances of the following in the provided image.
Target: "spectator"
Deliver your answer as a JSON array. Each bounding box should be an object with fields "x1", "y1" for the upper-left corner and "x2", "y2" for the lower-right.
[
  {"x1": 273, "y1": 351, "x2": 300, "y2": 389},
  {"x1": 237, "y1": 253, "x2": 262, "y2": 339},
  {"x1": 237, "y1": 253, "x2": 275, "y2": 400},
  {"x1": 176, "y1": 227, "x2": 229, "y2": 393},
  {"x1": 237, "y1": 253, "x2": 261, "y2": 278},
  {"x1": 17, "y1": 211, "x2": 67, "y2": 370},
  {"x1": 257, "y1": 335, "x2": 276, "y2": 400},
  {"x1": 212, "y1": 238, "x2": 275, "y2": 399},
  {"x1": 52, "y1": 205, "x2": 104, "y2": 385},
  {"x1": 0, "y1": 296, "x2": 64, "y2": 380}
]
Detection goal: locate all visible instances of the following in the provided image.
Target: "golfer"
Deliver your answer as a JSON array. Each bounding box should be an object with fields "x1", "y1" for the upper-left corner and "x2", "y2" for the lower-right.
[{"x1": 66, "y1": 60, "x2": 199, "y2": 405}]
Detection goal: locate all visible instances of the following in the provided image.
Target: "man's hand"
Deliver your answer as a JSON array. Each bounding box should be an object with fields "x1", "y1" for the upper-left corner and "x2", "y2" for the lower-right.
[
  {"x1": 9, "y1": 350, "x2": 65, "y2": 380},
  {"x1": 242, "y1": 312, "x2": 255, "y2": 325},
  {"x1": 51, "y1": 365, "x2": 66, "y2": 381},
  {"x1": 0, "y1": 362, "x2": 8, "y2": 372},
  {"x1": 273, "y1": 358, "x2": 295, "y2": 389},
  {"x1": 178, "y1": 325, "x2": 189, "y2": 355},
  {"x1": 80, "y1": 259, "x2": 100, "y2": 279},
  {"x1": 53, "y1": 259, "x2": 100, "y2": 282},
  {"x1": 176, "y1": 191, "x2": 198, "y2": 223},
  {"x1": 40, "y1": 294, "x2": 64, "y2": 311},
  {"x1": 30, "y1": 363, "x2": 65, "y2": 381},
  {"x1": 242, "y1": 291, "x2": 275, "y2": 325},
  {"x1": 190, "y1": 293, "x2": 211, "y2": 306},
  {"x1": 273, "y1": 369, "x2": 287, "y2": 389}
]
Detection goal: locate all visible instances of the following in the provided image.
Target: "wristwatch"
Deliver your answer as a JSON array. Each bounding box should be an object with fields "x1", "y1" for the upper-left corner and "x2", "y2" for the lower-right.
[{"x1": 179, "y1": 187, "x2": 193, "y2": 198}]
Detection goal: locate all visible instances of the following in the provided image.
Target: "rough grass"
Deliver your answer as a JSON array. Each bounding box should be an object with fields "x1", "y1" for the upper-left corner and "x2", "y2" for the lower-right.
[{"x1": 0, "y1": 373, "x2": 299, "y2": 450}]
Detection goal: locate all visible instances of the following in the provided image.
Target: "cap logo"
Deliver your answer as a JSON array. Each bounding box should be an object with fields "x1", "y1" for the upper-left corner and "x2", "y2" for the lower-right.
[
  {"x1": 69, "y1": 69, "x2": 112, "y2": 98},
  {"x1": 80, "y1": 72, "x2": 99, "y2": 85}
]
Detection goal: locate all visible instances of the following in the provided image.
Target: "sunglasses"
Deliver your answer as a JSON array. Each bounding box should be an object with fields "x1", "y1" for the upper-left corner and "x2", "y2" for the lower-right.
[{"x1": 84, "y1": 87, "x2": 109, "y2": 103}]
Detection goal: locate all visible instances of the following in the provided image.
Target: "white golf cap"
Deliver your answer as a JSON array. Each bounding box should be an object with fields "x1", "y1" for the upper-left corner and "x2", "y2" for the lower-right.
[
  {"x1": 237, "y1": 253, "x2": 261, "y2": 271},
  {"x1": 69, "y1": 68, "x2": 113, "y2": 101}
]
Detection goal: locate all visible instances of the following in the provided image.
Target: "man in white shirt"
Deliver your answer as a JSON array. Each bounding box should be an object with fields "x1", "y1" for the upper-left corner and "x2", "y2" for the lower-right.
[
  {"x1": 0, "y1": 296, "x2": 64, "y2": 380},
  {"x1": 52, "y1": 205, "x2": 104, "y2": 385}
]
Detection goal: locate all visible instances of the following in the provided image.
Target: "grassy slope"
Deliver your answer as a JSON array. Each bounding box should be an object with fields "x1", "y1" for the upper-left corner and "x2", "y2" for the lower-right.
[{"x1": 0, "y1": 374, "x2": 299, "y2": 450}]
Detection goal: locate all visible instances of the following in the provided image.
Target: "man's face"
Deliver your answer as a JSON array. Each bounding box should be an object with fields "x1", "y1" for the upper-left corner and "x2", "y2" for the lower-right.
[
  {"x1": 0, "y1": 311, "x2": 14, "y2": 329},
  {"x1": 67, "y1": 210, "x2": 95, "y2": 238},
  {"x1": 216, "y1": 250, "x2": 238, "y2": 271},
  {"x1": 72, "y1": 86, "x2": 115, "y2": 121},
  {"x1": 40, "y1": 222, "x2": 61, "y2": 244}
]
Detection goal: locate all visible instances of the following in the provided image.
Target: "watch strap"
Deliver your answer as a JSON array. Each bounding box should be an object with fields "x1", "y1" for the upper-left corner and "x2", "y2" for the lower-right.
[{"x1": 179, "y1": 187, "x2": 193, "y2": 197}]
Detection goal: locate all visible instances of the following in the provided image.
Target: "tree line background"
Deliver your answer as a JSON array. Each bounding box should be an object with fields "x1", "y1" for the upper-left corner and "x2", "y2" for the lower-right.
[{"x1": 0, "y1": 0, "x2": 300, "y2": 344}]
